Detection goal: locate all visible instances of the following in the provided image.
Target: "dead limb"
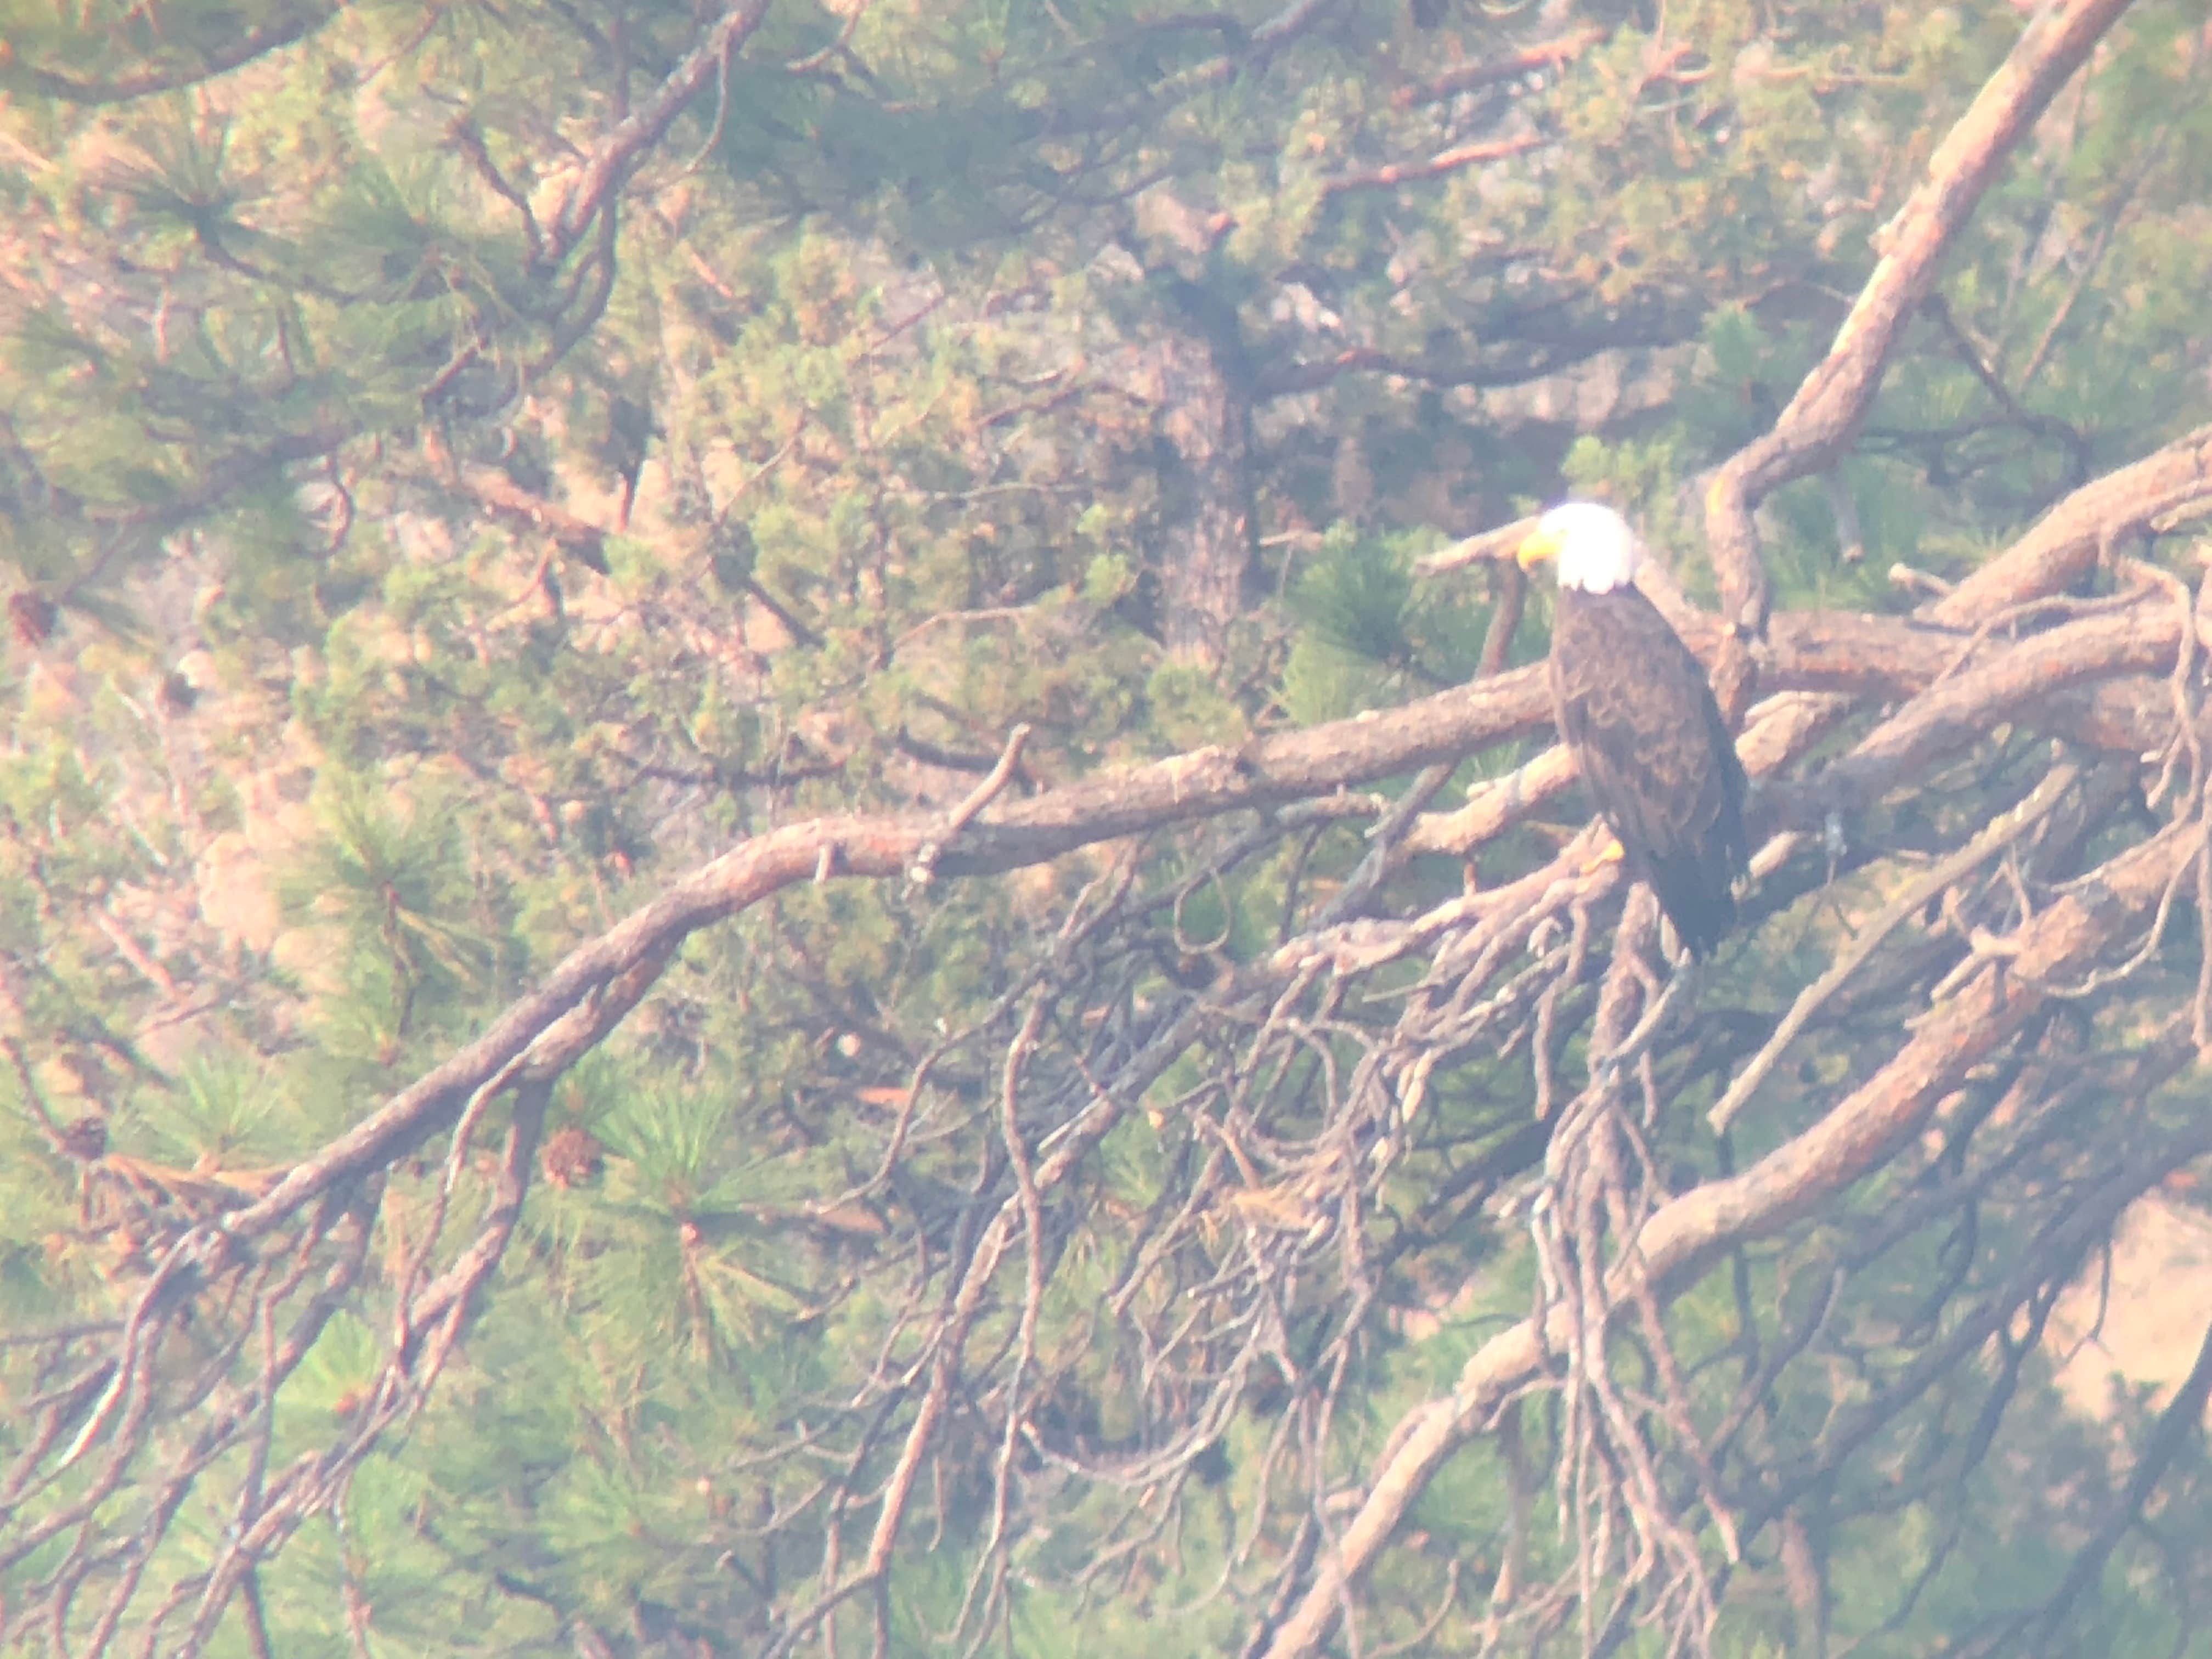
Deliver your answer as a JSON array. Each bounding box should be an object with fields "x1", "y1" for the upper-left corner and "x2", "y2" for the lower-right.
[
  {"x1": 908, "y1": 723, "x2": 1034, "y2": 886},
  {"x1": 1702, "y1": 0, "x2": 2138, "y2": 685},
  {"x1": 545, "y1": 0, "x2": 777, "y2": 261},
  {"x1": 1708, "y1": 759, "x2": 2084, "y2": 1135},
  {"x1": 1254, "y1": 809, "x2": 2199, "y2": 1659},
  {"x1": 1932, "y1": 424, "x2": 2212, "y2": 625},
  {"x1": 2016, "y1": 1317, "x2": 2212, "y2": 1655}
]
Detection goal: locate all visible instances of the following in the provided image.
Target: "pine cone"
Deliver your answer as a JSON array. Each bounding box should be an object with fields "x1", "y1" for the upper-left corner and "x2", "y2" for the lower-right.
[
  {"x1": 59, "y1": 1114, "x2": 108, "y2": 1161},
  {"x1": 540, "y1": 1125, "x2": 603, "y2": 1188}
]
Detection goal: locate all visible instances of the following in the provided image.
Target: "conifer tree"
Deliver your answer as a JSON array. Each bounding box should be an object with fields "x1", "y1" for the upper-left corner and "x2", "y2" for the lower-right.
[{"x1": 2, "y1": 2, "x2": 2211, "y2": 1656}]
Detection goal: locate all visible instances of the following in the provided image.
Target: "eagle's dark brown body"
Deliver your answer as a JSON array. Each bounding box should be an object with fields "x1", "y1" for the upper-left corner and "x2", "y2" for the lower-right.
[{"x1": 1550, "y1": 584, "x2": 1748, "y2": 957}]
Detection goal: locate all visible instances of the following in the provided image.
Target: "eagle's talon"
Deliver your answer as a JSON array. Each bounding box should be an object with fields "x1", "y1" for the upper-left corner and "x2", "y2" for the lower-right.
[{"x1": 1580, "y1": 835, "x2": 1626, "y2": 877}]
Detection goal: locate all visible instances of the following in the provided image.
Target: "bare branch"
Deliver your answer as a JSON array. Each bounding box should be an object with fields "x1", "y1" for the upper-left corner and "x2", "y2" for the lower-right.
[
  {"x1": 1, "y1": 4, "x2": 338, "y2": 104},
  {"x1": 1931, "y1": 424, "x2": 2212, "y2": 625},
  {"x1": 1702, "y1": 0, "x2": 2137, "y2": 698},
  {"x1": 545, "y1": 0, "x2": 777, "y2": 263},
  {"x1": 1708, "y1": 759, "x2": 2083, "y2": 1134},
  {"x1": 1392, "y1": 28, "x2": 1606, "y2": 109},
  {"x1": 1256, "y1": 809, "x2": 2201, "y2": 1659},
  {"x1": 1319, "y1": 133, "x2": 1544, "y2": 198}
]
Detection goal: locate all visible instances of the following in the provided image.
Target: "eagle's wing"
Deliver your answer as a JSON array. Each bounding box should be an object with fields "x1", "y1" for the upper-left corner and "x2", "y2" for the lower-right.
[{"x1": 1551, "y1": 587, "x2": 1747, "y2": 955}]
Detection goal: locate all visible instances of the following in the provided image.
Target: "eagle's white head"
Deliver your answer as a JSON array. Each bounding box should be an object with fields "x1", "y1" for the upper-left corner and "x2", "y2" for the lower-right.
[{"x1": 1517, "y1": 501, "x2": 1640, "y2": 594}]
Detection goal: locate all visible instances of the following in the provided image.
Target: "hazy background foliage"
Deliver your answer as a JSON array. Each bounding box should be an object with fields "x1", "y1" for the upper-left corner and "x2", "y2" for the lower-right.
[{"x1": 1, "y1": 1, "x2": 2209, "y2": 1654}]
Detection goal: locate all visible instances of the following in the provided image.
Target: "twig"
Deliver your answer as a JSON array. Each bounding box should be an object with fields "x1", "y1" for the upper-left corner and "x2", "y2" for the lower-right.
[
  {"x1": 909, "y1": 725, "x2": 1034, "y2": 887},
  {"x1": 2021, "y1": 1317, "x2": 2212, "y2": 1655},
  {"x1": 1393, "y1": 27, "x2": 1606, "y2": 108},
  {"x1": 1708, "y1": 760, "x2": 2081, "y2": 1135},
  {"x1": 1924, "y1": 293, "x2": 2090, "y2": 480},
  {"x1": 1320, "y1": 132, "x2": 1544, "y2": 198}
]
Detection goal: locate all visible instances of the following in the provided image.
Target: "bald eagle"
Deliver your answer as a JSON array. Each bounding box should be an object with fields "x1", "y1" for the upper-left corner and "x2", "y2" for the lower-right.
[{"x1": 1516, "y1": 503, "x2": 1748, "y2": 957}]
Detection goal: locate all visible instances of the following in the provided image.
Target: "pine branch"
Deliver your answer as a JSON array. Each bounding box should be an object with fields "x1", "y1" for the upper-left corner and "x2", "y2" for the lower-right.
[{"x1": 1702, "y1": 0, "x2": 2140, "y2": 708}]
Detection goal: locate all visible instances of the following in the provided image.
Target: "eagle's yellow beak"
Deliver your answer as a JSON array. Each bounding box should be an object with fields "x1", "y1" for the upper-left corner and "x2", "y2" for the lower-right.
[{"x1": 1516, "y1": 523, "x2": 1567, "y2": 571}]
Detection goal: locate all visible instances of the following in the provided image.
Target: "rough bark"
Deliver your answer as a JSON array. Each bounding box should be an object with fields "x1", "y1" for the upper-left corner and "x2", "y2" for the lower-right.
[{"x1": 1701, "y1": 0, "x2": 2138, "y2": 716}]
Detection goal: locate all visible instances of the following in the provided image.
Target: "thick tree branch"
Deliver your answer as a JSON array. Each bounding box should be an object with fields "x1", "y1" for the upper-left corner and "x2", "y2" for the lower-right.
[
  {"x1": 545, "y1": 0, "x2": 776, "y2": 262},
  {"x1": 1702, "y1": 0, "x2": 2136, "y2": 698},
  {"x1": 41, "y1": 472, "x2": 2212, "y2": 1339},
  {"x1": 1, "y1": 4, "x2": 338, "y2": 104},
  {"x1": 454, "y1": 467, "x2": 612, "y2": 562},
  {"x1": 1257, "y1": 811, "x2": 2201, "y2": 1659},
  {"x1": 1931, "y1": 423, "x2": 2212, "y2": 625}
]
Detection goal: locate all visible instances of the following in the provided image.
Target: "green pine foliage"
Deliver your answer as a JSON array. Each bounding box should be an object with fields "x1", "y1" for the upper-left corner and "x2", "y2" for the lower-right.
[{"x1": 1, "y1": 0, "x2": 2210, "y2": 1653}]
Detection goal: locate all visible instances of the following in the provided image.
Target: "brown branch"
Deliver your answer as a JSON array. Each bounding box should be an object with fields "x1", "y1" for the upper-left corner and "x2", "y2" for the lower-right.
[
  {"x1": 1923, "y1": 294, "x2": 2091, "y2": 481},
  {"x1": 2019, "y1": 1315, "x2": 2212, "y2": 1654},
  {"x1": 1476, "y1": 558, "x2": 1528, "y2": 678},
  {"x1": 1701, "y1": 0, "x2": 2137, "y2": 696},
  {"x1": 1392, "y1": 27, "x2": 1606, "y2": 109},
  {"x1": 545, "y1": 0, "x2": 776, "y2": 262},
  {"x1": 1256, "y1": 811, "x2": 2201, "y2": 1659},
  {"x1": 1319, "y1": 133, "x2": 1543, "y2": 198},
  {"x1": 907, "y1": 725, "x2": 1034, "y2": 887},
  {"x1": 1800, "y1": 600, "x2": 2179, "y2": 811},
  {"x1": 1931, "y1": 424, "x2": 2212, "y2": 625},
  {"x1": 1735, "y1": 1051, "x2": 2203, "y2": 1533},
  {"x1": 766, "y1": 996, "x2": 1214, "y2": 1659},
  {"x1": 445, "y1": 115, "x2": 544, "y2": 264},
  {"x1": 1, "y1": 4, "x2": 338, "y2": 104},
  {"x1": 1708, "y1": 760, "x2": 2084, "y2": 1134},
  {"x1": 166, "y1": 565, "x2": 2200, "y2": 1256},
  {"x1": 456, "y1": 469, "x2": 611, "y2": 562},
  {"x1": 32, "y1": 419, "x2": 2209, "y2": 1648},
  {"x1": 534, "y1": 205, "x2": 623, "y2": 374},
  {"x1": 163, "y1": 660, "x2": 1541, "y2": 1256}
]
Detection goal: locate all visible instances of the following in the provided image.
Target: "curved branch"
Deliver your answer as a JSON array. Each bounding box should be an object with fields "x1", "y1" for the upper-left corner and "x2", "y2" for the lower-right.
[
  {"x1": 1702, "y1": 0, "x2": 2136, "y2": 672},
  {"x1": 1930, "y1": 424, "x2": 2212, "y2": 625},
  {"x1": 1, "y1": 4, "x2": 338, "y2": 104},
  {"x1": 545, "y1": 0, "x2": 776, "y2": 262},
  {"x1": 1256, "y1": 810, "x2": 2200, "y2": 1659}
]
